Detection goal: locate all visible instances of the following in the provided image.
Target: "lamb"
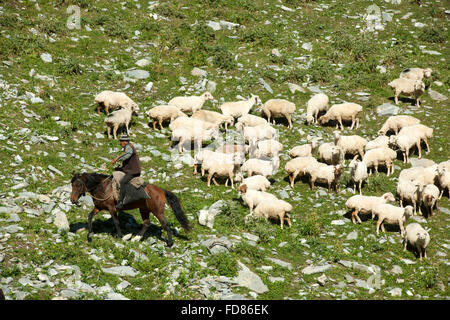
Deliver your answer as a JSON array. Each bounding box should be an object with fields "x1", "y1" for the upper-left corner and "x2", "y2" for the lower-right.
[
  {"x1": 362, "y1": 147, "x2": 397, "y2": 176},
  {"x1": 365, "y1": 135, "x2": 389, "y2": 152},
  {"x1": 241, "y1": 158, "x2": 280, "y2": 178},
  {"x1": 396, "y1": 179, "x2": 424, "y2": 215},
  {"x1": 307, "y1": 163, "x2": 343, "y2": 193},
  {"x1": 257, "y1": 99, "x2": 296, "y2": 129},
  {"x1": 192, "y1": 149, "x2": 216, "y2": 175},
  {"x1": 168, "y1": 91, "x2": 214, "y2": 113},
  {"x1": 192, "y1": 110, "x2": 234, "y2": 130},
  {"x1": 397, "y1": 124, "x2": 433, "y2": 156},
  {"x1": 318, "y1": 142, "x2": 344, "y2": 165},
  {"x1": 306, "y1": 93, "x2": 329, "y2": 125},
  {"x1": 171, "y1": 127, "x2": 219, "y2": 152},
  {"x1": 235, "y1": 175, "x2": 271, "y2": 192},
  {"x1": 206, "y1": 159, "x2": 241, "y2": 189},
  {"x1": 147, "y1": 104, "x2": 187, "y2": 130},
  {"x1": 219, "y1": 94, "x2": 261, "y2": 118},
  {"x1": 333, "y1": 130, "x2": 367, "y2": 159},
  {"x1": 436, "y1": 167, "x2": 449, "y2": 199},
  {"x1": 235, "y1": 114, "x2": 268, "y2": 131},
  {"x1": 400, "y1": 68, "x2": 432, "y2": 82},
  {"x1": 403, "y1": 223, "x2": 430, "y2": 261},
  {"x1": 243, "y1": 124, "x2": 277, "y2": 147},
  {"x1": 345, "y1": 192, "x2": 396, "y2": 224},
  {"x1": 349, "y1": 155, "x2": 369, "y2": 195},
  {"x1": 285, "y1": 156, "x2": 318, "y2": 187},
  {"x1": 398, "y1": 165, "x2": 438, "y2": 186},
  {"x1": 372, "y1": 204, "x2": 414, "y2": 237},
  {"x1": 388, "y1": 78, "x2": 425, "y2": 107},
  {"x1": 95, "y1": 90, "x2": 139, "y2": 115},
  {"x1": 104, "y1": 105, "x2": 138, "y2": 139},
  {"x1": 255, "y1": 139, "x2": 283, "y2": 159},
  {"x1": 246, "y1": 199, "x2": 293, "y2": 229},
  {"x1": 378, "y1": 115, "x2": 421, "y2": 136},
  {"x1": 389, "y1": 134, "x2": 422, "y2": 163},
  {"x1": 169, "y1": 116, "x2": 216, "y2": 131},
  {"x1": 318, "y1": 102, "x2": 363, "y2": 130},
  {"x1": 421, "y1": 184, "x2": 440, "y2": 217},
  {"x1": 237, "y1": 184, "x2": 278, "y2": 213},
  {"x1": 289, "y1": 139, "x2": 319, "y2": 158}
]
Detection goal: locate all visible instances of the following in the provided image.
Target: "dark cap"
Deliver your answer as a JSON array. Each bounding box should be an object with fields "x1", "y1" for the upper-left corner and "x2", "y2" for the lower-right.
[{"x1": 119, "y1": 134, "x2": 130, "y2": 142}]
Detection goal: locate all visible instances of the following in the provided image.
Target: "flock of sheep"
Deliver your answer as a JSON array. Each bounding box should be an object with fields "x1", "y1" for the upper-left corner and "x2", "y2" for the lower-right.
[{"x1": 93, "y1": 66, "x2": 448, "y2": 261}]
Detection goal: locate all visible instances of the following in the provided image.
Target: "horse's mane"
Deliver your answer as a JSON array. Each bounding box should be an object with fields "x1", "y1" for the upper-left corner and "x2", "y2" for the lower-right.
[{"x1": 73, "y1": 172, "x2": 111, "y2": 190}]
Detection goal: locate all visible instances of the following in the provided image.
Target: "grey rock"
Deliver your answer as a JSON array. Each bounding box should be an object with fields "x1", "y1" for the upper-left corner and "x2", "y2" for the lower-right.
[
  {"x1": 301, "y1": 264, "x2": 333, "y2": 275},
  {"x1": 201, "y1": 236, "x2": 233, "y2": 254},
  {"x1": 1, "y1": 224, "x2": 24, "y2": 233},
  {"x1": 60, "y1": 288, "x2": 80, "y2": 299},
  {"x1": 242, "y1": 232, "x2": 259, "y2": 242},
  {"x1": 219, "y1": 20, "x2": 239, "y2": 30},
  {"x1": 389, "y1": 287, "x2": 402, "y2": 297},
  {"x1": 145, "y1": 81, "x2": 153, "y2": 92},
  {"x1": 390, "y1": 265, "x2": 403, "y2": 275},
  {"x1": 287, "y1": 83, "x2": 305, "y2": 94},
  {"x1": 136, "y1": 58, "x2": 150, "y2": 67},
  {"x1": 206, "y1": 21, "x2": 221, "y2": 31},
  {"x1": 317, "y1": 274, "x2": 328, "y2": 286},
  {"x1": 259, "y1": 78, "x2": 273, "y2": 94},
  {"x1": 101, "y1": 266, "x2": 139, "y2": 277},
  {"x1": 191, "y1": 67, "x2": 207, "y2": 77},
  {"x1": 124, "y1": 69, "x2": 150, "y2": 80},
  {"x1": 377, "y1": 103, "x2": 399, "y2": 116},
  {"x1": 233, "y1": 261, "x2": 268, "y2": 294},
  {"x1": 269, "y1": 276, "x2": 285, "y2": 283},
  {"x1": 409, "y1": 158, "x2": 436, "y2": 167},
  {"x1": 206, "y1": 80, "x2": 216, "y2": 93},
  {"x1": 105, "y1": 292, "x2": 129, "y2": 300},
  {"x1": 40, "y1": 53, "x2": 52, "y2": 63},
  {"x1": 116, "y1": 280, "x2": 130, "y2": 291},
  {"x1": 48, "y1": 165, "x2": 64, "y2": 176},
  {"x1": 428, "y1": 89, "x2": 447, "y2": 101},
  {"x1": 302, "y1": 42, "x2": 312, "y2": 51},
  {"x1": 266, "y1": 257, "x2": 292, "y2": 270},
  {"x1": 346, "y1": 231, "x2": 358, "y2": 241},
  {"x1": 53, "y1": 209, "x2": 70, "y2": 231}
]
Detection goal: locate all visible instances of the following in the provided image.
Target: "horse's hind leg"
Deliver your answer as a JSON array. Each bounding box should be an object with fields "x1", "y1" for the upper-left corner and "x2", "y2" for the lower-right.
[
  {"x1": 133, "y1": 209, "x2": 151, "y2": 242},
  {"x1": 110, "y1": 209, "x2": 122, "y2": 238},
  {"x1": 155, "y1": 211, "x2": 173, "y2": 247}
]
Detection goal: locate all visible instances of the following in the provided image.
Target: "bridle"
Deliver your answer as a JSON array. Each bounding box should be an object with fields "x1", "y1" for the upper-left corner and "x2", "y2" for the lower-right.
[{"x1": 71, "y1": 175, "x2": 113, "y2": 203}]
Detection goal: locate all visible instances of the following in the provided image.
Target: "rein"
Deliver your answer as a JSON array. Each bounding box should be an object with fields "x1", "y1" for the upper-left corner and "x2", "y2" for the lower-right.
[{"x1": 77, "y1": 176, "x2": 114, "y2": 202}]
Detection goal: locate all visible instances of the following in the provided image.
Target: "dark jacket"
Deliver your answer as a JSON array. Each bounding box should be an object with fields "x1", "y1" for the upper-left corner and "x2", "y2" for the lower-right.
[{"x1": 119, "y1": 143, "x2": 141, "y2": 175}]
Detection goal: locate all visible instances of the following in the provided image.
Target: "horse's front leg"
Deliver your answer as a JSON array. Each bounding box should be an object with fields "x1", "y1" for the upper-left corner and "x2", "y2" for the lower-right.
[
  {"x1": 87, "y1": 207, "x2": 100, "y2": 242},
  {"x1": 109, "y1": 208, "x2": 122, "y2": 239}
]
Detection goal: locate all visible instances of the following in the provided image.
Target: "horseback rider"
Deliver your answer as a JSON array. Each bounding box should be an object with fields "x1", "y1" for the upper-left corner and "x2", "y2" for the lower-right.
[{"x1": 112, "y1": 134, "x2": 142, "y2": 210}]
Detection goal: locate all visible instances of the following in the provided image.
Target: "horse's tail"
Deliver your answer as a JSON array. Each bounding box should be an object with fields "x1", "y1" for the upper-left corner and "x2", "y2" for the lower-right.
[{"x1": 164, "y1": 189, "x2": 192, "y2": 232}]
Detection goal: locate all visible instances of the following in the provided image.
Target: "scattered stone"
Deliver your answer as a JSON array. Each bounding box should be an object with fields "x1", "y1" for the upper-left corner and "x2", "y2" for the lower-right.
[
  {"x1": 206, "y1": 21, "x2": 221, "y2": 31},
  {"x1": 145, "y1": 81, "x2": 153, "y2": 92},
  {"x1": 390, "y1": 265, "x2": 403, "y2": 275},
  {"x1": 40, "y1": 53, "x2": 52, "y2": 63},
  {"x1": 287, "y1": 83, "x2": 305, "y2": 94},
  {"x1": 388, "y1": 287, "x2": 402, "y2": 297},
  {"x1": 346, "y1": 231, "x2": 358, "y2": 241},
  {"x1": 302, "y1": 42, "x2": 313, "y2": 51},
  {"x1": 53, "y1": 209, "x2": 70, "y2": 231},
  {"x1": 124, "y1": 69, "x2": 150, "y2": 80},
  {"x1": 301, "y1": 264, "x2": 333, "y2": 275},
  {"x1": 259, "y1": 78, "x2": 273, "y2": 94},
  {"x1": 136, "y1": 58, "x2": 150, "y2": 67},
  {"x1": 101, "y1": 266, "x2": 139, "y2": 277},
  {"x1": 191, "y1": 67, "x2": 207, "y2": 77},
  {"x1": 428, "y1": 89, "x2": 447, "y2": 101},
  {"x1": 271, "y1": 48, "x2": 282, "y2": 57},
  {"x1": 317, "y1": 274, "x2": 328, "y2": 286},
  {"x1": 376, "y1": 103, "x2": 399, "y2": 116},
  {"x1": 266, "y1": 257, "x2": 292, "y2": 270},
  {"x1": 233, "y1": 261, "x2": 268, "y2": 294},
  {"x1": 198, "y1": 200, "x2": 227, "y2": 229}
]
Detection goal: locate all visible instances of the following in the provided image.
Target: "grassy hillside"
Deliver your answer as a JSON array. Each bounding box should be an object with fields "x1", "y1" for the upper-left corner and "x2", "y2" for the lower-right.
[{"x1": 0, "y1": 0, "x2": 448, "y2": 300}]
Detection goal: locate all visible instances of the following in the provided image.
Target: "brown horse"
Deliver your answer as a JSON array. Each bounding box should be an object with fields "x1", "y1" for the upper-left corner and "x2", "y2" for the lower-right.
[{"x1": 70, "y1": 172, "x2": 192, "y2": 246}]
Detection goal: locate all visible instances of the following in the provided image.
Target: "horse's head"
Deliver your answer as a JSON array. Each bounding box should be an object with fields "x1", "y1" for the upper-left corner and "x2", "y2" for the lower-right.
[{"x1": 70, "y1": 171, "x2": 86, "y2": 206}]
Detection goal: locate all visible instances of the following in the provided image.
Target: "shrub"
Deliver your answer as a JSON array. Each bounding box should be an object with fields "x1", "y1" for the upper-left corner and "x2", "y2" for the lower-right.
[
  {"x1": 210, "y1": 45, "x2": 236, "y2": 70},
  {"x1": 206, "y1": 252, "x2": 238, "y2": 277}
]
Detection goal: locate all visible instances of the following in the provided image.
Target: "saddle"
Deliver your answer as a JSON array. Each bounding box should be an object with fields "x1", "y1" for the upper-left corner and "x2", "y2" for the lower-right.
[{"x1": 111, "y1": 171, "x2": 150, "y2": 204}]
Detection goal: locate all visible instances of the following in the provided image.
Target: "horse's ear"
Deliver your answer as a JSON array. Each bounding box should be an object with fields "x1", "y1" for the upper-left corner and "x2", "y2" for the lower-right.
[{"x1": 72, "y1": 170, "x2": 76, "y2": 176}]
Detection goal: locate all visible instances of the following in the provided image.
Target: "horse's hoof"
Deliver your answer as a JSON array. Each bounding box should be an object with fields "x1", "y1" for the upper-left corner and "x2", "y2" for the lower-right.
[
  {"x1": 87, "y1": 232, "x2": 94, "y2": 242},
  {"x1": 131, "y1": 235, "x2": 142, "y2": 242},
  {"x1": 167, "y1": 241, "x2": 174, "y2": 247}
]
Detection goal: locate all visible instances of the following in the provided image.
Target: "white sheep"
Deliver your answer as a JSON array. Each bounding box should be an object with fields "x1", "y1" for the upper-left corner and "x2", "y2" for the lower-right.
[
  {"x1": 397, "y1": 124, "x2": 433, "y2": 156},
  {"x1": 192, "y1": 149, "x2": 217, "y2": 175},
  {"x1": 398, "y1": 165, "x2": 438, "y2": 186},
  {"x1": 306, "y1": 93, "x2": 329, "y2": 125},
  {"x1": 285, "y1": 156, "x2": 318, "y2": 187},
  {"x1": 362, "y1": 147, "x2": 397, "y2": 176},
  {"x1": 389, "y1": 134, "x2": 421, "y2": 163},
  {"x1": 436, "y1": 167, "x2": 449, "y2": 199},
  {"x1": 206, "y1": 159, "x2": 241, "y2": 189},
  {"x1": 148, "y1": 104, "x2": 187, "y2": 130},
  {"x1": 345, "y1": 192, "x2": 396, "y2": 224},
  {"x1": 307, "y1": 163, "x2": 343, "y2": 193},
  {"x1": 169, "y1": 116, "x2": 216, "y2": 131},
  {"x1": 400, "y1": 68, "x2": 432, "y2": 82},
  {"x1": 255, "y1": 139, "x2": 283, "y2": 159},
  {"x1": 237, "y1": 184, "x2": 278, "y2": 213},
  {"x1": 421, "y1": 184, "x2": 440, "y2": 217},
  {"x1": 219, "y1": 94, "x2": 261, "y2": 118},
  {"x1": 372, "y1": 204, "x2": 414, "y2": 237},
  {"x1": 403, "y1": 223, "x2": 430, "y2": 261},
  {"x1": 289, "y1": 139, "x2": 319, "y2": 158},
  {"x1": 247, "y1": 199, "x2": 293, "y2": 229},
  {"x1": 201, "y1": 151, "x2": 244, "y2": 176},
  {"x1": 235, "y1": 114, "x2": 268, "y2": 131},
  {"x1": 95, "y1": 90, "x2": 139, "y2": 115},
  {"x1": 104, "y1": 106, "x2": 138, "y2": 139},
  {"x1": 396, "y1": 179, "x2": 424, "y2": 215},
  {"x1": 192, "y1": 110, "x2": 234, "y2": 130},
  {"x1": 318, "y1": 102, "x2": 363, "y2": 130},
  {"x1": 333, "y1": 130, "x2": 367, "y2": 159},
  {"x1": 257, "y1": 99, "x2": 296, "y2": 129},
  {"x1": 378, "y1": 115, "x2": 421, "y2": 136},
  {"x1": 168, "y1": 91, "x2": 214, "y2": 113},
  {"x1": 235, "y1": 175, "x2": 271, "y2": 192},
  {"x1": 438, "y1": 160, "x2": 450, "y2": 171},
  {"x1": 215, "y1": 144, "x2": 248, "y2": 155},
  {"x1": 388, "y1": 78, "x2": 425, "y2": 107},
  {"x1": 318, "y1": 142, "x2": 344, "y2": 165},
  {"x1": 171, "y1": 127, "x2": 218, "y2": 152},
  {"x1": 242, "y1": 124, "x2": 277, "y2": 147},
  {"x1": 349, "y1": 156, "x2": 369, "y2": 195},
  {"x1": 241, "y1": 158, "x2": 279, "y2": 178},
  {"x1": 365, "y1": 135, "x2": 389, "y2": 152}
]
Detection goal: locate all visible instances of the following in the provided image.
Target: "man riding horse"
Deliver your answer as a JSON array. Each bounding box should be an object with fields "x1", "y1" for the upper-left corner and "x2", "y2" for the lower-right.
[{"x1": 111, "y1": 134, "x2": 142, "y2": 210}]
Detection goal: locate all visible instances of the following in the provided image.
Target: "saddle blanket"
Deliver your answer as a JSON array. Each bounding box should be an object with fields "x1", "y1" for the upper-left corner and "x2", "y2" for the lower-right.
[{"x1": 112, "y1": 171, "x2": 150, "y2": 203}]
